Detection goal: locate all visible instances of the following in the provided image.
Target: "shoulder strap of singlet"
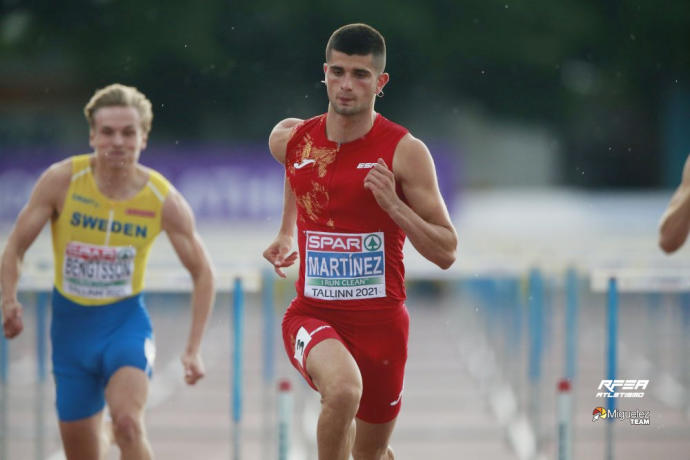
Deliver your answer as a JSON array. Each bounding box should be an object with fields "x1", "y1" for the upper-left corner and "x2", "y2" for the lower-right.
[{"x1": 71, "y1": 154, "x2": 92, "y2": 182}]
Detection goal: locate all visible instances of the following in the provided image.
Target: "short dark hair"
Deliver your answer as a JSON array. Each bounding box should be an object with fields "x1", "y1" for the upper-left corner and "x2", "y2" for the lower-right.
[{"x1": 325, "y1": 23, "x2": 386, "y2": 73}]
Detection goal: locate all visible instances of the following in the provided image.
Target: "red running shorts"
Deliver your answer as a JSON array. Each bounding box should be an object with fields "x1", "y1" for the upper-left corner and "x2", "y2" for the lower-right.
[{"x1": 282, "y1": 299, "x2": 409, "y2": 423}]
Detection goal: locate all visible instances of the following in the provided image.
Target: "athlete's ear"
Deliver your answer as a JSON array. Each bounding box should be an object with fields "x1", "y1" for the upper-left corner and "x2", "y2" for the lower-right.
[
  {"x1": 323, "y1": 62, "x2": 328, "y2": 76},
  {"x1": 376, "y1": 72, "x2": 390, "y2": 94},
  {"x1": 88, "y1": 128, "x2": 96, "y2": 150}
]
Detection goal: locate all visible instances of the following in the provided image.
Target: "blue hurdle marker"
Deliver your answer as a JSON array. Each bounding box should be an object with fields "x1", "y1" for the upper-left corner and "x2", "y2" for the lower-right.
[
  {"x1": 682, "y1": 293, "x2": 690, "y2": 415},
  {"x1": 497, "y1": 278, "x2": 514, "y2": 371},
  {"x1": 565, "y1": 267, "x2": 578, "y2": 382},
  {"x1": 36, "y1": 291, "x2": 49, "y2": 383},
  {"x1": 232, "y1": 277, "x2": 245, "y2": 460},
  {"x1": 607, "y1": 278, "x2": 618, "y2": 413},
  {"x1": 0, "y1": 325, "x2": 7, "y2": 385},
  {"x1": 527, "y1": 268, "x2": 545, "y2": 450},
  {"x1": 606, "y1": 277, "x2": 618, "y2": 460},
  {"x1": 528, "y1": 268, "x2": 544, "y2": 385},
  {"x1": 509, "y1": 277, "x2": 523, "y2": 386}
]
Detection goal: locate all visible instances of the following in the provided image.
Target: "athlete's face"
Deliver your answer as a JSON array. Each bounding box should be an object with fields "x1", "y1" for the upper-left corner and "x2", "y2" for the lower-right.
[
  {"x1": 89, "y1": 106, "x2": 147, "y2": 169},
  {"x1": 324, "y1": 51, "x2": 389, "y2": 116}
]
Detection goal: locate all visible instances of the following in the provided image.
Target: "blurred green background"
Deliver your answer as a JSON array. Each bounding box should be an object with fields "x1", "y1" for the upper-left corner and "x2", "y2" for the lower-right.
[{"x1": 1, "y1": 0, "x2": 689, "y2": 187}]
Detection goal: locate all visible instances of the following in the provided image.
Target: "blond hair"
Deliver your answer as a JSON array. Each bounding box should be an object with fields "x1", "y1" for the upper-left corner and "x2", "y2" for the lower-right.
[{"x1": 84, "y1": 83, "x2": 153, "y2": 135}]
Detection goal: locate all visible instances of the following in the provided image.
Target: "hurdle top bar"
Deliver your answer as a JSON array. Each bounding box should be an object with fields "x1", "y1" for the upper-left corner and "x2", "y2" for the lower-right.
[{"x1": 590, "y1": 268, "x2": 690, "y2": 293}]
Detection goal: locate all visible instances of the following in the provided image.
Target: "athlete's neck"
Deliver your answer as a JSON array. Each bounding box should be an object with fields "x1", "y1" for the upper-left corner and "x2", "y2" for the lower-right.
[
  {"x1": 325, "y1": 107, "x2": 377, "y2": 145},
  {"x1": 91, "y1": 156, "x2": 148, "y2": 201}
]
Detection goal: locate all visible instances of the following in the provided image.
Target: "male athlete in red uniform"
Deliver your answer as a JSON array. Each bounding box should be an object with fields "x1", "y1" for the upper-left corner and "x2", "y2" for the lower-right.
[{"x1": 263, "y1": 24, "x2": 457, "y2": 460}]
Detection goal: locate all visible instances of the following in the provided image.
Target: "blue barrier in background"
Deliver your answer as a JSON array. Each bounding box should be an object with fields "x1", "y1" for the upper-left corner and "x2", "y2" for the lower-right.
[
  {"x1": 565, "y1": 267, "x2": 578, "y2": 382},
  {"x1": 232, "y1": 277, "x2": 245, "y2": 460},
  {"x1": 529, "y1": 268, "x2": 544, "y2": 383},
  {"x1": 36, "y1": 292, "x2": 48, "y2": 384},
  {"x1": 606, "y1": 278, "x2": 618, "y2": 414},
  {"x1": 605, "y1": 277, "x2": 618, "y2": 460},
  {"x1": 0, "y1": 327, "x2": 7, "y2": 385}
]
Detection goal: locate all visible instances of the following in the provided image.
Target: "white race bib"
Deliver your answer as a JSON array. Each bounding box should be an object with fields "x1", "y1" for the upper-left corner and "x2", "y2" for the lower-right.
[
  {"x1": 62, "y1": 242, "x2": 136, "y2": 298},
  {"x1": 304, "y1": 231, "x2": 386, "y2": 301}
]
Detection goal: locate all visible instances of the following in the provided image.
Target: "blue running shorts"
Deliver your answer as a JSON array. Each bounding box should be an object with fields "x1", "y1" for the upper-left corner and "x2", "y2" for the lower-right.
[{"x1": 50, "y1": 288, "x2": 155, "y2": 421}]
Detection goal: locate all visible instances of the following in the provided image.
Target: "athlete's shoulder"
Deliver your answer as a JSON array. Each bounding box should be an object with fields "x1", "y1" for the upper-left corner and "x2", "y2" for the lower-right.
[
  {"x1": 269, "y1": 114, "x2": 323, "y2": 164},
  {"x1": 395, "y1": 132, "x2": 430, "y2": 160},
  {"x1": 28, "y1": 156, "x2": 76, "y2": 210},
  {"x1": 138, "y1": 164, "x2": 172, "y2": 201},
  {"x1": 375, "y1": 113, "x2": 409, "y2": 137},
  {"x1": 391, "y1": 132, "x2": 435, "y2": 181},
  {"x1": 41, "y1": 157, "x2": 74, "y2": 187},
  {"x1": 161, "y1": 182, "x2": 195, "y2": 235}
]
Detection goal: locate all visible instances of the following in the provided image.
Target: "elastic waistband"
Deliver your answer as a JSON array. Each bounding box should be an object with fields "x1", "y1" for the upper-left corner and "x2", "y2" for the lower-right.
[
  {"x1": 287, "y1": 298, "x2": 406, "y2": 326},
  {"x1": 52, "y1": 287, "x2": 144, "y2": 315}
]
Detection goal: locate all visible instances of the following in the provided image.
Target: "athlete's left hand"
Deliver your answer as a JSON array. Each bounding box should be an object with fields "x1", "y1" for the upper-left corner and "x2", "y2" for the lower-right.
[
  {"x1": 364, "y1": 158, "x2": 400, "y2": 213},
  {"x1": 1, "y1": 299, "x2": 24, "y2": 339},
  {"x1": 181, "y1": 350, "x2": 205, "y2": 385}
]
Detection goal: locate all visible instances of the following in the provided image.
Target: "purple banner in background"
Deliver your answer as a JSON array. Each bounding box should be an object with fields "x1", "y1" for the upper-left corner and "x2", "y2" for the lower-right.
[{"x1": 0, "y1": 143, "x2": 458, "y2": 222}]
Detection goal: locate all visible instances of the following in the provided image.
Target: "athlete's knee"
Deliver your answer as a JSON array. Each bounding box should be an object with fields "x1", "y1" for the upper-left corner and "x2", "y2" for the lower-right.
[
  {"x1": 320, "y1": 378, "x2": 362, "y2": 418},
  {"x1": 352, "y1": 445, "x2": 394, "y2": 460},
  {"x1": 111, "y1": 412, "x2": 143, "y2": 446}
]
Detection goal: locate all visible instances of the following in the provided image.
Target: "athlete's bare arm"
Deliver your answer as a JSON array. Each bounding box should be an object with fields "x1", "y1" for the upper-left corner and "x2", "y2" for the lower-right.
[
  {"x1": 1, "y1": 161, "x2": 71, "y2": 338},
  {"x1": 161, "y1": 187, "x2": 216, "y2": 384},
  {"x1": 659, "y1": 155, "x2": 690, "y2": 253},
  {"x1": 263, "y1": 118, "x2": 302, "y2": 277},
  {"x1": 364, "y1": 134, "x2": 457, "y2": 269}
]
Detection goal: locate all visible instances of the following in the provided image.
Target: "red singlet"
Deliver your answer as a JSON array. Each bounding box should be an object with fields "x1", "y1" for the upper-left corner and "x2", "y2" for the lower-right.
[{"x1": 285, "y1": 113, "x2": 409, "y2": 310}]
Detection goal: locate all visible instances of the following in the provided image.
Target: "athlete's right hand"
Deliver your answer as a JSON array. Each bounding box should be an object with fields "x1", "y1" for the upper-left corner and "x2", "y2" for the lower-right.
[
  {"x1": 263, "y1": 235, "x2": 298, "y2": 278},
  {"x1": 1, "y1": 299, "x2": 24, "y2": 339}
]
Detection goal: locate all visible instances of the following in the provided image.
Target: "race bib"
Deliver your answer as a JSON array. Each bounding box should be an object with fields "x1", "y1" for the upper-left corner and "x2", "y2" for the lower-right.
[
  {"x1": 304, "y1": 231, "x2": 386, "y2": 300},
  {"x1": 62, "y1": 242, "x2": 136, "y2": 298}
]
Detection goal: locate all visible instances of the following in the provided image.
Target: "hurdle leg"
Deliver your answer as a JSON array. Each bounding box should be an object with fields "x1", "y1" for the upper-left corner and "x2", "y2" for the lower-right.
[
  {"x1": 605, "y1": 277, "x2": 618, "y2": 460},
  {"x1": 231, "y1": 277, "x2": 245, "y2": 460}
]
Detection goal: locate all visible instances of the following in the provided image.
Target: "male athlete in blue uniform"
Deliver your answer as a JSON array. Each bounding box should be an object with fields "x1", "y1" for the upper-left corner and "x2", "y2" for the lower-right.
[{"x1": 1, "y1": 84, "x2": 215, "y2": 459}]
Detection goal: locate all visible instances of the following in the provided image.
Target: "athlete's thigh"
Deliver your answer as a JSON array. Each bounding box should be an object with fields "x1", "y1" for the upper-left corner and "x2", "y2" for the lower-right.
[
  {"x1": 306, "y1": 338, "x2": 362, "y2": 393},
  {"x1": 351, "y1": 306, "x2": 409, "y2": 423},
  {"x1": 282, "y1": 304, "x2": 358, "y2": 390},
  {"x1": 59, "y1": 410, "x2": 104, "y2": 460},
  {"x1": 53, "y1": 369, "x2": 107, "y2": 422},
  {"x1": 51, "y1": 291, "x2": 108, "y2": 422},
  {"x1": 105, "y1": 366, "x2": 149, "y2": 416}
]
